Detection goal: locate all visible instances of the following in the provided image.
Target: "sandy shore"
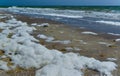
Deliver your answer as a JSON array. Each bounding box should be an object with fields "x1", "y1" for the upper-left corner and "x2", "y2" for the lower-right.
[{"x1": 0, "y1": 11, "x2": 120, "y2": 76}]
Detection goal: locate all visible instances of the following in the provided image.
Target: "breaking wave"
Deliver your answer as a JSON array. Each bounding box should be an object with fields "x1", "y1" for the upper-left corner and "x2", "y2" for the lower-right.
[
  {"x1": 5, "y1": 6, "x2": 120, "y2": 20},
  {"x1": 96, "y1": 20, "x2": 120, "y2": 26},
  {"x1": 1, "y1": 6, "x2": 120, "y2": 34}
]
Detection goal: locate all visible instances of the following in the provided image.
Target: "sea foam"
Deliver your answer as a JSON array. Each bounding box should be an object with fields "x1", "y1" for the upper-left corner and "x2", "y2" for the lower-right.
[{"x1": 0, "y1": 10, "x2": 117, "y2": 76}]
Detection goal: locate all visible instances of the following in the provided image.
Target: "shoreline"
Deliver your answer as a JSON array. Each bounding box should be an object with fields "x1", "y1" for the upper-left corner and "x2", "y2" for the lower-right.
[
  {"x1": 13, "y1": 12, "x2": 120, "y2": 40},
  {"x1": 0, "y1": 11, "x2": 120, "y2": 76},
  {"x1": 13, "y1": 12, "x2": 120, "y2": 75}
]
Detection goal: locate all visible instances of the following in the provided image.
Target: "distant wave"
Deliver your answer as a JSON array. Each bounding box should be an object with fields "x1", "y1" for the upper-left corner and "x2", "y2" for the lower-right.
[
  {"x1": 42, "y1": 13, "x2": 83, "y2": 18},
  {"x1": 5, "y1": 7, "x2": 120, "y2": 20},
  {"x1": 108, "y1": 33, "x2": 120, "y2": 36},
  {"x1": 1, "y1": 6, "x2": 120, "y2": 34},
  {"x1": 96, "y1": 20, "x2": 120, "y2": 26}
]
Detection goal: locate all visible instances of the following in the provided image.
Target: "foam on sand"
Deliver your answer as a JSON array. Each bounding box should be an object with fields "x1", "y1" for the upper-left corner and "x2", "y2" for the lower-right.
[
  {"x1": 98, "y1": 42, "x2": 112, "y2": 47},
  {"x1": 115, "y1": 39, "x2": 120, "y2": 42},
  {"x1": 107, "y1": 58, "x2": 117, "y2": 61},
  {"x1": 37, "y1": 34, "x2": 71, "y2": 44},
  {"x1": 52, "y1": 40, "x2": 71, "y2": 44},
  {"x1": 37, "y1": 34, "x2": 54, "y2": 42},
  {"x1": 0, "y1": 14, "x2": 117, "y2": 76},
  {"x1": 81, "y1": 31, "x2": 98, "y2": 35},
  {"x1": 31, "y1": 23, "x2": 50, "y2": 27}
]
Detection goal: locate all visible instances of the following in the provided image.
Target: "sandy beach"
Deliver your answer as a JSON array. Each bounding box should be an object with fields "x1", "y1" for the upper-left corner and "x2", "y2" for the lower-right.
[{"x1": 0, "y1": 11, "x2": 120, "y2": 76}]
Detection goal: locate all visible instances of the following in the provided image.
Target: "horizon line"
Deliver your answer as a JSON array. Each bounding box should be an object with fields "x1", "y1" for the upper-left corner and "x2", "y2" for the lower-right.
[{"x1": 0, "y1": 5, "x2": 120, "y2": 7}]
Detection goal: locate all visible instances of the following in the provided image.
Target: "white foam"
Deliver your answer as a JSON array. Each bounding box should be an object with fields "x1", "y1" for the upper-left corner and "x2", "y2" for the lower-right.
[
  {"x1": 108, "y1": 33, "x2": 120, "y2": 36},
  {"x1": 115, "y1": 39, "x2": 120, "y2": 42},
  {"x1": 52, "y1": 40, "x2": 71, "y2": 44},
  {"x1": 0, "y1": 14, "x2": 117, "y2": 76},
  {"x1": 31, "y1": 23, "x2": 50, "y2": 27},
  {"x1": 40, "y1": 23, "x2": 49, "y2": 27},
  {"x1": 79, "y1": 40, "x2": 87, "y2": 44},
  {"x1": 5, "y1": 7, "x2": 120, "y2": 20},
  {"x1": 65, "y1": 47, "x2": 73, "y2": 51},
  {"x1": 42, "y1": 13, "x2": 83, "y2": 18},
  {"x1": 0, "y1": 16, "x2": 7, "y2": 19},
  {"x1": 31, "y1": 23, "x2": 37, "y2": 26},
  {"x1": 81, "y1": 31, "x2": 98, "y2": 35},
  {"x1": 98, "y1": 42, "x2": 112, "y2": 47},
  {"x1": 36, "y1": 54, "x2": 117, "y2": 76},
  {"x1": 0, "y1": 60, "x2": 9, "y2": 71},
  {"x1": 37, "y1": 34, "x2": 48, "y2": 39},
  {"x1": 107, "y1": 58, "x2": 117, "y2": 61},
  {"x1": 37, "y1": 34, "x2": 54, "y2": 42},
  {"x1": 37, "y1": 34, "x2": 71, "y2": 44},
  {"x1": 65, "y1": 47, "x2": 81, "y2": 52},
  {"x1": 96, "y1": 20, "x2": 120, "y2": 26}
]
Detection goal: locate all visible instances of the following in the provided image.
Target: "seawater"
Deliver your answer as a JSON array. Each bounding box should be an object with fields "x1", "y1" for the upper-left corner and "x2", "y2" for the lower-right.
[{"x1": 2, "y1": 6, "x2": 120, "y2": 34}]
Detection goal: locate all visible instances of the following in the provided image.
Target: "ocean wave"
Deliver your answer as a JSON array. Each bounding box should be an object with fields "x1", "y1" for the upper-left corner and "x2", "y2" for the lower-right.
[
  {"x1": 108, "y1": 33, "x2": 120, "y2": 36},
  {"x1": 96, "y1": 20, "x2": 120, "y2": 26},
  {"x1": 42, "y1": 13, "x2": 83, "y2": 18},
  {"x1": 4, "y1": 7, "x2": 120, "y2": 20}
]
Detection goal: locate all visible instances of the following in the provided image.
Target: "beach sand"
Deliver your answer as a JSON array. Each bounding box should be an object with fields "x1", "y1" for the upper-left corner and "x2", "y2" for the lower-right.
[{"x1": 0, "y1": 12, "x2": 120, "y2": 76}]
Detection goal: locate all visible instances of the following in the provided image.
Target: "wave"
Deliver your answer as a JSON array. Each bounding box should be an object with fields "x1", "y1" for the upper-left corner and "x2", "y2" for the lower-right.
[
  {"x1": 96, "y1": 20, "x2": 120, "y2": 26},
  {"x1": 42, "y1": 13, "x2": 83, "y2": 18},
  {"x1": 108, "y1": 33, "x2": 120, "y2": 36},
  {"x1": 4, "y1": 7, "x2": 120, "y2": 20}
]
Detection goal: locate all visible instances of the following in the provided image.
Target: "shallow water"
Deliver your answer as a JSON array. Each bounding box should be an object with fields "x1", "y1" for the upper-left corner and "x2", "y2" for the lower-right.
[{"x1": 2, "y1": 6, "x2": 120, "y2": 34}]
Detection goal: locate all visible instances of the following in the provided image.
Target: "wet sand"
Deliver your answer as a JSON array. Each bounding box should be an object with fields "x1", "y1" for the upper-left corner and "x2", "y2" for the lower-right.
[{"x1": 0, "y1": 11, "x2": 120, "y2": 76}]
